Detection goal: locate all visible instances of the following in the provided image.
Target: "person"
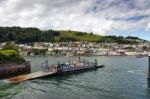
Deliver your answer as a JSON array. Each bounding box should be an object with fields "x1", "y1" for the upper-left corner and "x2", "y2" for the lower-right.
[
  {"x1": 41, "y1": 60, "x2": 49, "y2": 72},
  {"x1": 41, "y1": 63, "x2": 45, "y2": 71},
  {"x1": 95, "y1": 59, "x2": 97, "y2": 67}
]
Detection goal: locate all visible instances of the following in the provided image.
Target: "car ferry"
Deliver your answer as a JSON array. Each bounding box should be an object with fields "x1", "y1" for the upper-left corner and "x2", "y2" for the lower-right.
[
  {"x1": 49, "y1": 58, "x2": 104, "y2": 75},
  {"x1": 5, "y1": 58, "x2": 104, "y2": 84}
]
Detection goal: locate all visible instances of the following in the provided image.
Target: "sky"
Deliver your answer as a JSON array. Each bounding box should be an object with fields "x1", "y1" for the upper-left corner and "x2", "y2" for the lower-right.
[{"x1": 0, "y1": 0, "x2": 150, "y2": 40}]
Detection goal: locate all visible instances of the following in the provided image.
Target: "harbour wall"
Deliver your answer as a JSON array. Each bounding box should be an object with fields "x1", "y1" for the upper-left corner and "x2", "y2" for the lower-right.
[{"x1": 0, "y1": 61, "x2": 31, "y2": 78}]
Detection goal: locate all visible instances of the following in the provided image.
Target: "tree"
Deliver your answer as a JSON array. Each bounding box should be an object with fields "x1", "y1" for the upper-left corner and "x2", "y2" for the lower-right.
[
  {"x1": 126, "y1": 36, "x2": 140, "y2": 40},
  {"x1": 90, "y1": 32, "x2": 93, "y2": 35},
  {"x1": 32, "y1": 49, "x2": 47, "y2": 55},
  {"x1": 143, "y1": 46, "x2": 147, "y2": 50},
  {"x1": 3, "y1": 42, "x2": 19, "y2": 52}
]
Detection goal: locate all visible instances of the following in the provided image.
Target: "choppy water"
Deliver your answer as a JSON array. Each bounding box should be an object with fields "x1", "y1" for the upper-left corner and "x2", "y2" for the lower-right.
[{"x1": 0, "y1": 56, "x2": 150, "y2": 99}]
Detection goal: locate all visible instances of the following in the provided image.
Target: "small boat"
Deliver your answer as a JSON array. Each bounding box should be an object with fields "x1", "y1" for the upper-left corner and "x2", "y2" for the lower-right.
[
  {"x1": 136, "y1": 54, "x2": 145, "y2": 58},
  {"x1": 136, "y1": 55, "x2": 143, "y2": 58}
]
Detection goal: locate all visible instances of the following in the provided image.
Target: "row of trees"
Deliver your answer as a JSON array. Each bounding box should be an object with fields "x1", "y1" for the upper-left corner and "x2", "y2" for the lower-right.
[
  {"x1": 97, "y1": 35, "x2": 141, "y2": 44},
  {"x1": 0, "y1": 27, "x2": 59, "y2": 43},
  {"x1": 32, "y1": 49, "x2": 47, "y2": 56}
]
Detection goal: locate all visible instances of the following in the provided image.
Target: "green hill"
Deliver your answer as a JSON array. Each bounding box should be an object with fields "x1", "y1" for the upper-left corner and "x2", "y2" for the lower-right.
[
  {"x1": 55, "y1": 30, "x2": 103, "y2": 42},
  {"x1": 0, "y1": 26, "x2": 144, "y2": 44}
]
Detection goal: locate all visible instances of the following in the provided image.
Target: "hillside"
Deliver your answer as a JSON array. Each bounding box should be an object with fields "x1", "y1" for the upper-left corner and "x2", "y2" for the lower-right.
[
  {"x1": 0, "y1": 26, "x2": 144, "y2": 44},
  {"x1": 55, "y1": 30, "x2": 103, "y2": 42}
]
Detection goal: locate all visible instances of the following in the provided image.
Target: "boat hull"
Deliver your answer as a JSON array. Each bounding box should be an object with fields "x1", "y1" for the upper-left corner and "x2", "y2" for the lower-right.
[{"x1": 56, "y1": 65, "x2": 104, "y2": 75}]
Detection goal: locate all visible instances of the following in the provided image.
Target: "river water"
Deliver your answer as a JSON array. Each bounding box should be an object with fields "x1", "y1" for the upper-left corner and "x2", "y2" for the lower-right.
[{"x1": 0, "y1": 56, "x2": 150, "y2": 99}]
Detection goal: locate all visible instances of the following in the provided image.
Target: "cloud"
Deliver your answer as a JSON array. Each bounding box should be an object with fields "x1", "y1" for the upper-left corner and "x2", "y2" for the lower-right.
[
  {"x1": 0, "y1": 0, "x2": 149, "y2": 35},
  {"x1": 146, "y1": 23, "x2": 150, "y2": 31}
]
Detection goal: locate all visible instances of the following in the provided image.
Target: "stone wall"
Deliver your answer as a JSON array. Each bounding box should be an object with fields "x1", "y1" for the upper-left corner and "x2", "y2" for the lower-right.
[{"x1": 0, "y1": 61, "x2": 31, "y2": 78}]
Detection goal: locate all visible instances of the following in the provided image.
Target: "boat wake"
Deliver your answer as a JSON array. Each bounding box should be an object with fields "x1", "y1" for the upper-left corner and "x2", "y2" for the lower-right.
[{"x1": 127, "y1": 70, "x2": 147, "y2": 75}]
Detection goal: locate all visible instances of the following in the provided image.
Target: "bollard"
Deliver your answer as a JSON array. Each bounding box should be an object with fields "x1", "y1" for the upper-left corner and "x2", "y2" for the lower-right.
[{"x1": 148, "y1": 55, "x2": 150, "y2": 88}]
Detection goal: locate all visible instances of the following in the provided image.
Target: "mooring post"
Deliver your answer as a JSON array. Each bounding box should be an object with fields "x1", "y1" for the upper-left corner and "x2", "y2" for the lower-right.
[{"x1": 148, "y1": 54, "x2": 150, "y2": 88}]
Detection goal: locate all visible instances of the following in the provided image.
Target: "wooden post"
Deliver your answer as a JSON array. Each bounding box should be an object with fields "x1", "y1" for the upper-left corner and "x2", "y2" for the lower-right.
[
  {"x1": 25, "y1": 61, "x2": 31, "y2": 73},
  {"x1": 148, "y1": 55, "x2": 150, "y2": 88}
]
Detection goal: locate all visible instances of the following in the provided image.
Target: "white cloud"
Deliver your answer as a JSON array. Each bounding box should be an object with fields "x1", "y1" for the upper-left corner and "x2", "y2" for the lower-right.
[
  {"x1": 146, "y1": 23, "x2": 150, "y2": 31},
  {"x1": 0, "y1": 0, "x2": 149, "y2": 35}
]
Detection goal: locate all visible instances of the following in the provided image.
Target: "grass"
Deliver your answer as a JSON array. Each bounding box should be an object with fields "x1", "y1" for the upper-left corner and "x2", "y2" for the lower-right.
[
  {"x1": 0, "y1": 50, "x2": 25, "y2": 63},
  {"x1": 55, "y1": 30, "x2": 103, "y2": 42}
]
